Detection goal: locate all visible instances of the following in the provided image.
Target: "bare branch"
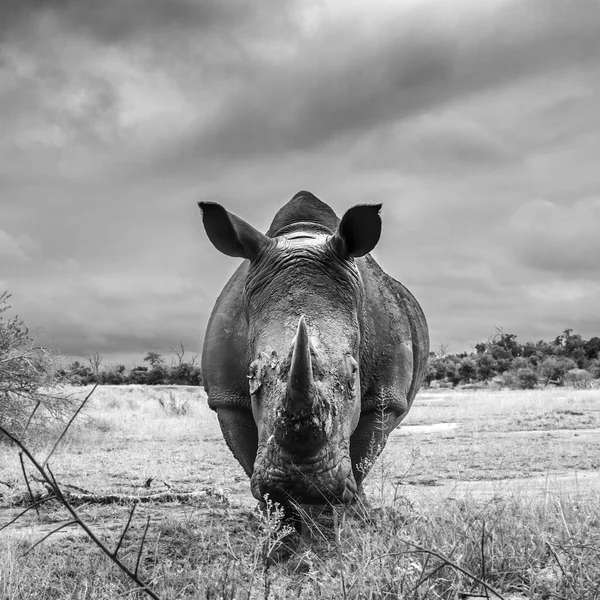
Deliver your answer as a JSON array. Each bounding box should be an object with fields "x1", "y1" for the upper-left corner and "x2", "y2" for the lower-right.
[
  {"x1": 403, "y1": 543, "x2": 505, "y2": 600},
  {"x1": 19, "y1": 452, "x2": 39, "y2": 516},
  {"x1": 170, "y1": 341, "x2": 185, "y2": 366},
  {"x1": 22, "y1": 520, "x2": 78, "y2": 556},
  {"x1": 23, "y1": 520, "x2": 77, "y2": 556},
  {"x1": 135, "y1": 516, "x2": 151, "y2": 577},
  {"x1": 353, "y1": 541, "x2": 506, "y2": 600},
  {"x1": 0, "y1": 496, "x2": 55, "y2": 532},
  {"x1": 480, "y1": 520, "x2": 489, "y2": 600},
  {"x1": 114, "y1": 503, "x2": 137, "y2": 558},
  {"x1": 86, "y1": 351, "x2": 103, "y2": 375},
  {"x1": 43, "y1": 384, "x2": 97, "y2": 467},
  {"x1": 22, "y1": 400, "x2": 41, "y2": 435}
]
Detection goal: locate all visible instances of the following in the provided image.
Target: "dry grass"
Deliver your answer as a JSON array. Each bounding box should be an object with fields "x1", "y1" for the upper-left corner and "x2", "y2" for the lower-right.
[{"x1": 1, "y1": 385, "x2": 599, "y2": 599}]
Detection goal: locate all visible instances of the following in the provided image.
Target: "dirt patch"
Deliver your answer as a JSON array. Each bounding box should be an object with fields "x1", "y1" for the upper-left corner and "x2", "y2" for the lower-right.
[
  {"x1": 0, "y1": 492, "x2": 244, "y2": 544},
  {"x1": 398, "y1": 471, "x2": 600, "y2": 502},
  {"x1": 400, "y1": 422, "x2": 460, "y2": 434}
]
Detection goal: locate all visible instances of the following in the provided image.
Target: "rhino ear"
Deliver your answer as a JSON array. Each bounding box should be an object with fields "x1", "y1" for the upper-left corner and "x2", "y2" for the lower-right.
[
  {"x1": 330, "y1": 204, "x2": 382, "y2": 258},
  {"x1": 198, "y1": 202, "x2": 271, "y2": 260}
]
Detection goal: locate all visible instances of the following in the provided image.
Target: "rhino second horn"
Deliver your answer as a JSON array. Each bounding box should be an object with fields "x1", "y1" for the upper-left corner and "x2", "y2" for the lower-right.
[{"x1": 287, "y1": 316, "x2": 314, "y2": 410}]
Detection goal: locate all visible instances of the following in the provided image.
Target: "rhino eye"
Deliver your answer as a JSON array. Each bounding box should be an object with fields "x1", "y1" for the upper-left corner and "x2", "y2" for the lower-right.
[{"x1": 348, "y1": 357, "x2": 359, "y2": 389}]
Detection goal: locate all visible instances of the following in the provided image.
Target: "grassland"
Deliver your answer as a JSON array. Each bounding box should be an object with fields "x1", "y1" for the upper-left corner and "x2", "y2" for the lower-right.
[{"x1": 1, "y1": 386, "x2": 599, "y2": 599}]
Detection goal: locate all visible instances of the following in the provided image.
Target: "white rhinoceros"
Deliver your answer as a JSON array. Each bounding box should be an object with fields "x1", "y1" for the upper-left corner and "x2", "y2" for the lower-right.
[{"x1": 199, "y1": 191, "x2": 429, "y2": 510}]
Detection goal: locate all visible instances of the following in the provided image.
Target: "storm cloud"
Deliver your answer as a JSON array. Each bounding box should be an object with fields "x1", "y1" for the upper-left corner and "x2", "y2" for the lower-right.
[{"x1": 1, "y1": 0, "x2": 600, "y2": 364}]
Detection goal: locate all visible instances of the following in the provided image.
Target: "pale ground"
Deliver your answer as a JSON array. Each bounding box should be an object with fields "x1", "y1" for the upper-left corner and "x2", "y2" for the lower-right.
[
  {"x1": 373, "y1": 388, "x2": 600, "y2": 502},
  {"x1": 1, "y1": 385, "x2": 599, "y2": 539}
]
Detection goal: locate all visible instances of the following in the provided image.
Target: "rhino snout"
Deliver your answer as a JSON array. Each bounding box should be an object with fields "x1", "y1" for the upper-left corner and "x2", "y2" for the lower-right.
[{"x1": 274, "y1": 403, "x2": 332, "y2": 454}]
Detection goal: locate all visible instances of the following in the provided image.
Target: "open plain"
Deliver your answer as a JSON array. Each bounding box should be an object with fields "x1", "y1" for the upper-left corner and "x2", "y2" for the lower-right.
[{"x1": 1, "y1": 385, "x2": 599, "y2": 599}]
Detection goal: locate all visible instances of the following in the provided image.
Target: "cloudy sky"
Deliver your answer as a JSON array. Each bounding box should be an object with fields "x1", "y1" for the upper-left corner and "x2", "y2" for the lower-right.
[{"x1": 1, "y1": 0, "x2": 600, "y2": 366}]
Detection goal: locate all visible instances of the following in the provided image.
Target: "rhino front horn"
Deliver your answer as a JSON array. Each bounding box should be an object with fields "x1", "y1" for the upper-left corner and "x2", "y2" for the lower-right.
[{"x1": 287, "y1": 316, "x2": 314, "y2": 411}]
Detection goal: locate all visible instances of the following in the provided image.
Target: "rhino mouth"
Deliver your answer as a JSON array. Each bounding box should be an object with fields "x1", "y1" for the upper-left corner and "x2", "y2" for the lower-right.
[{"x1": 250, "y1": 441, "x2": 357, "y2": 505}]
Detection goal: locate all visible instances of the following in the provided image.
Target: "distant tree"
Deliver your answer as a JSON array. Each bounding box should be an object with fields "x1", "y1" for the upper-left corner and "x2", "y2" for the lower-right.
[
  {"x1": 444, "y1": 358, "x2": 461, "y2": 386},
  {"x1": 143, "y1": 351, "x2": 163, "y2": 368},
  {"x1": 539, "y1": 356, "x2": 577, "y2": 385},
  {"x1": 584, "y1": 337, "x2": 600, "y2": 360},
  {"x1": 170, "y1": 342, "x2": 190, "y2": 367},
  {"x1": 521, "y1": 342, "x2": 541, "y2": 363},
  {"x1": 492, "y1": 330, "x2": 522, "y2": 358},
  {"x1": 474, "y1": 342, "x2": 488, "y2": 355},
  {"x1": 86, "y1": 351, "x2": 104, "y2": 375},
  {"x1": 425, "y1": 356, "x2": 448, "y2": 384},
  {"x1": 488, "y1": 346, "x2": 512, "y2": 374},
  {"x1": 474, "y1": 353, "x2": 497, "y2": 381},
  {"x1": 457, "y1": 358, "x2": 477, "y2": 383}
]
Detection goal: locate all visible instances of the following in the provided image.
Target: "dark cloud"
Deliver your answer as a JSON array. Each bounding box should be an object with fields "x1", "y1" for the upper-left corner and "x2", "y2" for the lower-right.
[
  {"x1": 0, "y1": 0, "x2": 286, "y2": 43},
  {"x1": 510, "y1": 198, "x2": 600, "y2": 276},
  {"x1": 154, "y1": 0, "x2": 600, "y2": 167},
  {"x1": 20, "y1": 268, "x2": 207, "y2": 360}
]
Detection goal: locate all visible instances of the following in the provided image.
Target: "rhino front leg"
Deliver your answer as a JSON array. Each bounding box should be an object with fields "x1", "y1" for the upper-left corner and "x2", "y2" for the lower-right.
[
  {"x1": 349, "y1": 407, "x2": 406, "y2": 487},
  {"x1": 215, "y1": 408, "x2": 258, "y2": 478}
]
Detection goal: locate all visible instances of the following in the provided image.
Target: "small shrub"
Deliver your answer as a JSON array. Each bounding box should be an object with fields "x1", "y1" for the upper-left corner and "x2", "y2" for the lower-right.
[
  {"x1": 157, "y1": 391, "x2": 189, "y2": 416},
  {"x1": 0, "y1": 292, "x2": 74, "y2": 441},
  {"x1": 516, "y1": 367, "x2": 538, "y2": 389},
  {"x1": 564, "y1": 368, "x2": 592, "y2": 388}
]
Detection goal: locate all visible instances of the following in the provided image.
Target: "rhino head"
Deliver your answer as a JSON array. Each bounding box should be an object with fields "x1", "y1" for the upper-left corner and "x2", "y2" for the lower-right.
[{"x1": 199, "y1": 198, "x2": 382, "y2": 506}]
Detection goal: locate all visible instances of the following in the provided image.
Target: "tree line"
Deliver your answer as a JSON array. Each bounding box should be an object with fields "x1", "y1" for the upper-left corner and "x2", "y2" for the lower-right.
[
  {"x1": 427, "y1": 329, "x2": 600, "y2": 389},
  {"x1": 59, "y1": 346, "x2": 203, "y2": 387}
]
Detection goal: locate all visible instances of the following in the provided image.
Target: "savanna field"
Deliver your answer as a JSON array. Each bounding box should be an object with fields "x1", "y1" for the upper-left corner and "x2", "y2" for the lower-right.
[{"x1": 1, "y1": 385, "x2": 599, "y2": 599}]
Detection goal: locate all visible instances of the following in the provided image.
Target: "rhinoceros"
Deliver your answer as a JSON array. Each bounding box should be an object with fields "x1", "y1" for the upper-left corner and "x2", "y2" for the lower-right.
[{"x1": 199, "y1": 191, "x2": 428, "y2": 510}]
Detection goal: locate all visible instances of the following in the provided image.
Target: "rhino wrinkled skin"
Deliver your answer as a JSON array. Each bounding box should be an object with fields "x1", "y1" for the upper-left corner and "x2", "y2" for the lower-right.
[{"x1": 199, "y1": 191, "x2": 429, "y2": 509}]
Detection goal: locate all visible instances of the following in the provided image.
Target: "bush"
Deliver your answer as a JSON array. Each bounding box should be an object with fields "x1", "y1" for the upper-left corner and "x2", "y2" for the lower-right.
[
  {"x1": 457, "y1": 358, "x2": 477, "y2": 383},
  {"x1": 168, "y1": 362, "x2": 203, "y2": 386},
  {"x1": 0, "y1": 292, "x2": 73, "y2": 440},
  {"x1": 564, "y1": 368, "x2": 592, "y2": 388},
  {"x1": 126, "y1": 366, "x2": 148, "y2": 385},
  {"x1": 516, "y1": 368, "x2": 538, "y2": 389},
  {"x1": 539, "y1": 356, "x2": 577, "y2": 385}
]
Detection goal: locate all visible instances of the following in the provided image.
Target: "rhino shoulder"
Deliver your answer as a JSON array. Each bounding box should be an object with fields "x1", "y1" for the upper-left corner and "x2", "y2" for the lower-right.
[
  {"x1": 357, "y1": 255, "x2": 429, "y2": 416},
  {"x1": 202, "y1": 262, "x2": 252, "y2": 410}
]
